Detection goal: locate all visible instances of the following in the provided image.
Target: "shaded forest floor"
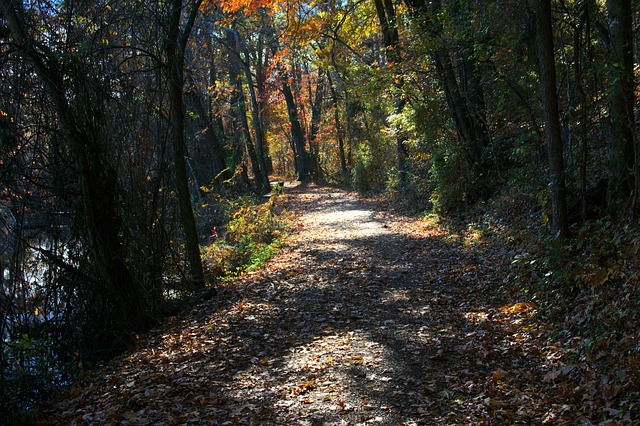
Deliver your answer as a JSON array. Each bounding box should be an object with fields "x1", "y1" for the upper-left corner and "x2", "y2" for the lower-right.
[{"x1": 36, "y1": 183, "x2": 638, "y2": 425}]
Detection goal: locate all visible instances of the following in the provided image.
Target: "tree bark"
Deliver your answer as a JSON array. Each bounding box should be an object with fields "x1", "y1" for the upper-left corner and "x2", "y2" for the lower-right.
[
  {"x1": 281, "y1": 74, "x2": 309, "y2": 181},
  {"x1": 233, "y1": 29, "x2": 271, "y2": 193},
  {"x1": 328, "y1": 73, "x2": 348, "y2": 180},
  {"x1": 432, "y1": 48, "x2": 482, "y2": 165},
  {"x1": 256, "y1": 34, "x2": 274, "y2": 174},
  {"x1": 227, "y1": 30, "x2": 269, "y2": 194},
  {"x1": 165, "y1": 0, "x2": 206, "y2": 287},
  {"x1": 374, "y1": 0, "x2": 409, "y2": 188},
  {"x1": 606, "y1": 0, "x2": 635, "y2": 216},
  {"x1": 404, "y1": 0, "x2": 491, "y2": 174},
  {"x1": 533, "y1": 0, "x2": 570, "y2": 238},
  {"x1": 308, "y1": 70, "x2": 325, "y2": 180},
  {"x1": 451, "y1": 0, "x2": 491, "y2": 155},
  {"x1": 187, "y1": 89, "x2": 230, "y2": 186}
]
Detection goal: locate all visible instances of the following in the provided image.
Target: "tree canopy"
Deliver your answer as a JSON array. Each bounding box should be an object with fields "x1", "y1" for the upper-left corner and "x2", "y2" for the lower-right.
[{"x1": 0, "y1": 0, "x2": 638, "y2": 421}]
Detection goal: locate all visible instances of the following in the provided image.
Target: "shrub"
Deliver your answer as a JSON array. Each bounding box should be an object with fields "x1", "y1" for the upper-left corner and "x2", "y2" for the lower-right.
[
  {"x1": 202, "y1": 195, "x2": 291, "y2": 277},
  {"x1": 351, "y1": 139, "x2": 395, "y2": 192},
  {"x1": 428, "y1": 147, "x2": 477, "y2": 212}
]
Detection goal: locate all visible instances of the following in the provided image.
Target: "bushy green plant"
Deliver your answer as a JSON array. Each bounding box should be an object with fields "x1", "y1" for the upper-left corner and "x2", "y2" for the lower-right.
[
  {"x1": 202, "y1": 195, "x2": 291, "y2": 277},
  {"x1": 428, "y1": 146, "x2": 476, "y2": 212},
  {"x1": 351, "y1": 139, "x2": 395, "y2": 192}
]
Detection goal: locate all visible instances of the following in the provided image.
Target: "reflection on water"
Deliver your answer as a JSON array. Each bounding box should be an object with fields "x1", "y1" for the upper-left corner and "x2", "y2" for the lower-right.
[{"x1": 1, "y1": 213, "x2": 75, "y2": 414}]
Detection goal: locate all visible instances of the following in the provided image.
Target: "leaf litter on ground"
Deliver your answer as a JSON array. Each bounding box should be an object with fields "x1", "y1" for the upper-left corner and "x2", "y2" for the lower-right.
[{"x1": 35, "y1": 183, "x2": 639, "y2": 425}]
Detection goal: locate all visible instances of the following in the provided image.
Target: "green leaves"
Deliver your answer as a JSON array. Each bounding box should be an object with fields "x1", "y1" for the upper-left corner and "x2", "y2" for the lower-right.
[{"x1": 202, "y1": 195, "x2": 291, "y2": 277}]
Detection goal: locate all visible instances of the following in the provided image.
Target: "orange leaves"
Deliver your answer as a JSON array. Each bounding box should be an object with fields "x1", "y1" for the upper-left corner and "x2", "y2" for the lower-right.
[
  {"x1": 272, "y1": 46, "x2": 293, "y2": 69},
  {"x1": 215, "y1": 0, "x2": 279, "y2": 15},
  {"x1": 499, "y1": 301, "x2": 536, "y2": 314},
  {"x1": 298, "y1": 19, "x2": 320, "y2": 36},
  {"x1": 491, "y1": 369, "x2": 508, "y2": 381}
]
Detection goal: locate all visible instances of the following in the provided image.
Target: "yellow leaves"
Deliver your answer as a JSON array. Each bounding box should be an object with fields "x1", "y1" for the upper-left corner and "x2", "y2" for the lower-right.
[
  {"x1": 348, "y1": 355, "x2": 363, "y2": 365},
  {"x1": 299, "y1": 378, "x2": 316, "y2": 389},
  {"x1": 291, "y1": 378, "x2": 316, "y2": 396},
  {"x1": 541, "y1": 212, "x2": 549, "y2": 224}
]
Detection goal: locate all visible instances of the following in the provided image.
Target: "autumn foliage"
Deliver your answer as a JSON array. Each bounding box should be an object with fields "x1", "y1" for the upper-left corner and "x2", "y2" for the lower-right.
[{"x1": 0, "y1": 0, "x2": 639, "y2": 423}]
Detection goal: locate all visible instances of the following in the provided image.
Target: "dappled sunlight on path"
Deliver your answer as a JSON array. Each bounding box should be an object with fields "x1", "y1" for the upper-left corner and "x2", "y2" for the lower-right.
[{"x1": 37, "y1": 184, "x2": 571, "y2": 425}]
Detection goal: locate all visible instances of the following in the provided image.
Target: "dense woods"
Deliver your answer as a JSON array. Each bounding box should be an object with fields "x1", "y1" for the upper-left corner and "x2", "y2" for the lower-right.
[{"x1": 0, "y1": 0, "x2": 638, "y2": 422}]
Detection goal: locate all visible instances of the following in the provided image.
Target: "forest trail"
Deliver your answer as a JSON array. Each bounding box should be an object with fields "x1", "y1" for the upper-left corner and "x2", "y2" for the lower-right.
[{"x1": 39, "y1": 184, "x2": 565, "y2": 425}]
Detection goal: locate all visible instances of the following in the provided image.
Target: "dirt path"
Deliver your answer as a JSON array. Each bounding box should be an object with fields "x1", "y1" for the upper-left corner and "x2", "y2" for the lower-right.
[{"x1": 40, "y1": 184, "x2": 560, "y2": 425}]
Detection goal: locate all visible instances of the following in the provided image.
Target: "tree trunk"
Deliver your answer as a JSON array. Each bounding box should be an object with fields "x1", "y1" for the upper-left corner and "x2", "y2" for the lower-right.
[
  {"x1": 187, "y1": 89, "x2": 231, "y2": 186},
  {"x1": 404, "y1": 0, "x2": 491, "y2": 178},
  {"x1": 374, "y1": 0, "x2": 409, "y2": 188},
  {"x1": 165, "y1": 0, "x2": 205, "y2": 287},
  {"x1": 452, "y1": 0, "x2": 492, "y2": 159},
  {"x1": 533, "y1": 0, "x2": 570, "y2": 238},
  {"x1": 308, "y1": 70, "x2": 325, "y2": 180},
  {"x1": 256, "y1": 35, "x2": 273, "y2": 175},
  {"x1": 281, "y1": 76, "x2": 309, "y2": 181},
  {"x1": 236, "y1": 30, "x2": 270, "y2": 193},
  {"x1": 606, "y1": 0, "x2": 635, "y2": 216},
  {"x1": 328, "y1": 73, "x2": 348, "y2": 180},
  {"x1": 208, "y1": 60, "x2": 230, "y2": 177},
  {"x1": 0, "y1": 0, "x2": 149, "y2": 338},
  {"x1": 227, "y1": 30, "x2": 269, "y2": 193},
  {"x1": 232, "y1": 69, "x2": 265, "y2": 193},
  {"x1": 575, "y1": 0, "x2": 592, "y2": 223}
]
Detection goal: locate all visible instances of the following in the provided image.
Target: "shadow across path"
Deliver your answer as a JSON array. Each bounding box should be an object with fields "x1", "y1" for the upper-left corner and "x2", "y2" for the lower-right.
[{"x1": 39, "y1": 184, "x2": 556, "y2": 425}]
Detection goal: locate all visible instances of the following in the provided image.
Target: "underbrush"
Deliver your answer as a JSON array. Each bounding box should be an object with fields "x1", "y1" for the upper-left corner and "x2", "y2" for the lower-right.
[
  {"x1": 1, "y1": 333, "x2": 70, "y2": 425},
  {"x1": 447, "y1": 174, "x2": 640, "y2": 421},
  {"x1": 202, "y1": 194, "x2": 292, "y2": 279},
  {"x1": 522, "y1": 221, "x2": 640, "y2": 420}
]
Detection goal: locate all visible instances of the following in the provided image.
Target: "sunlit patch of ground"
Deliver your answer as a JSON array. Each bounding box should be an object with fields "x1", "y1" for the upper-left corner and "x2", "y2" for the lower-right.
[{"x1": 36, "y1": 184, "x2": 624, "y2": 425}]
